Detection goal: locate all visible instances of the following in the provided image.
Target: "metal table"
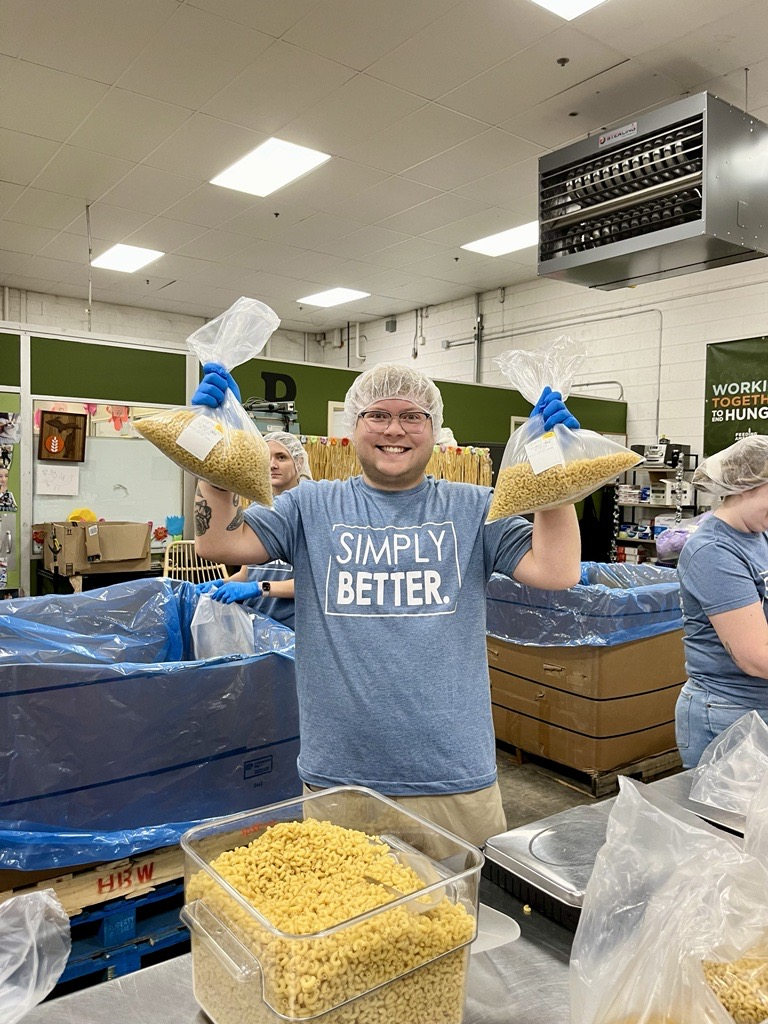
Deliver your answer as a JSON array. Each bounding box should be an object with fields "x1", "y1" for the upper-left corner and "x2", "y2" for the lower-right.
[{"x1": 24, "y1": 878, "x2": 573, "y2": 1024}]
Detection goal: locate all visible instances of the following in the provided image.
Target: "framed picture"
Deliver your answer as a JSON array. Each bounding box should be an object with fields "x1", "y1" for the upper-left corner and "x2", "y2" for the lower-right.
[{"x1": 38, "y1": 411, "x2": 87, "y2": 463}]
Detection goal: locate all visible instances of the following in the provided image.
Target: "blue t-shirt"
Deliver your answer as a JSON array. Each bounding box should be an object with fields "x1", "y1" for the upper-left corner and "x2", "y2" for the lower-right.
[
  {"x1": 677, "y1": 515, "x2": 768, "y2": 701},
  {"x1": 245, "y1": 561, "x2": 295, "y2": 629},
  {"x1": 243, "y1": 475, "x2": 533, "y2": 795}
]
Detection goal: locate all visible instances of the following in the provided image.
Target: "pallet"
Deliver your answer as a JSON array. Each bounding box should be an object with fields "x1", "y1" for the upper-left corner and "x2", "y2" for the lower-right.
[
  {"x1": 52, "y1": 929, "x2": 190, "y2": 998},
  {"x1": 0, "y1": 844, "x2": 184, "y2": 917},
  {"x1": 497, "y1": 741, "x2": 682, "y2": 798}
]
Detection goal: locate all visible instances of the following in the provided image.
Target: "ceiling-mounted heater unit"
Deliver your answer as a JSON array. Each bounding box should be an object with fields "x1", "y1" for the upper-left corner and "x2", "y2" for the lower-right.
[{"x1": 537, "y1": 92, "x2": 768, "y2": 290}]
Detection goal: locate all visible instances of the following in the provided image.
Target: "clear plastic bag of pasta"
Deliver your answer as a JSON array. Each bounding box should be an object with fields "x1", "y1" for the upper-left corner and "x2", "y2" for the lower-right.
[
  {"x1": 487, "y1": 335, "x2": 641, "y2": 520},
  {"x1": 135, "y1": 296, "x2": 279, "y2": 505},
  {"x1": 570, "y1": 777, "x2": 768, "y2": 1024}
]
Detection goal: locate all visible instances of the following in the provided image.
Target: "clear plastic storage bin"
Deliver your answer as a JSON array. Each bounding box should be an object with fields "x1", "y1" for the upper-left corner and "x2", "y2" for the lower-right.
[{"x1": 180, "y1": 787, "x2": 484, "y2": 1024}]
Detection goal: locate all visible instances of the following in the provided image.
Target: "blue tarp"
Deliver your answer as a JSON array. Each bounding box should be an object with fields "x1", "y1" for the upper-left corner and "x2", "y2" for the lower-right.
[
  {"x1": 0, "y1": 578, "x2": 301, "y2": 871},
  {"x1": 486, "y1": 561, "x2": 682, "y2": 648}
]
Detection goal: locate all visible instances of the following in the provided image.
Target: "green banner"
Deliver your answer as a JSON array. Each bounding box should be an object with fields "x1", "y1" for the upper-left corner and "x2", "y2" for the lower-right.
[{"x1": 704, "y1": 337, "x2": 768, "y2": 455}]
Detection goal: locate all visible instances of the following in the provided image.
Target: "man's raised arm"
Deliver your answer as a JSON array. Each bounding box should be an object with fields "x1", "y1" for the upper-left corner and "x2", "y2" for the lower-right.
[{"x1": 194, "y1": 480, "x2": 270, "y2": 565}]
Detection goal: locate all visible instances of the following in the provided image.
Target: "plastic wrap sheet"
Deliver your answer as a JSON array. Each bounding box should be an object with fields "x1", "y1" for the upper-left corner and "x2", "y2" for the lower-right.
[
  {"x1": 486, "y1": 562, "x2": 682, "y2": 647},
  {"x1": 0, "y1": 579, "x2": 300, "y2": 871}
]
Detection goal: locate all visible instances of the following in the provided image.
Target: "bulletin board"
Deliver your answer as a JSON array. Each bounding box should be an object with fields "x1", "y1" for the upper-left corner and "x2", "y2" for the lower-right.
[{"x1": 34, "y1": 436, "x2": 183, "y2": 532}]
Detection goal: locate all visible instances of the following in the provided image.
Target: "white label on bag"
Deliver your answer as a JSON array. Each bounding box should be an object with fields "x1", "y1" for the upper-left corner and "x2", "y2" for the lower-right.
[
  {"x1": 176, "y1": 417, "x2": 224, "y2": 461},
  {"x1": 525, "y1": 432, "x2": 565, "y2": 474}
]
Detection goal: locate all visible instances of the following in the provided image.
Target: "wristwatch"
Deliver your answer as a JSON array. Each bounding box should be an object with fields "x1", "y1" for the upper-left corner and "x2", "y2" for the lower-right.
[{"x1": 260, "y1": 581, "x2": 271, "y2": 595}]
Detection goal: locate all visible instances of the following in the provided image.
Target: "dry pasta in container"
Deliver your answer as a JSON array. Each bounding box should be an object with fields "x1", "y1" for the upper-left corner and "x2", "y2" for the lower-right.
[
  {"x1": 487, "y1": 335, "x2": 641, "y2": 520},
  {"x1": 180, "y1": 786, "x2": 483, "y2": 1024},
  {"x1": 135, "y1": 296, "x2": 279, "y2": 505}
]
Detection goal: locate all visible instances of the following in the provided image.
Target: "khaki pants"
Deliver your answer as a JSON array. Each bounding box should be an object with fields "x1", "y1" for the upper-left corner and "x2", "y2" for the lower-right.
[{"x1": 302, "y1": 781, "x2": 507, "y2": 848}]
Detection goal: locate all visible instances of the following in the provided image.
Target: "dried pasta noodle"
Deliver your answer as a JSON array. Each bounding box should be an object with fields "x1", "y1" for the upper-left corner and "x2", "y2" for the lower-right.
[
  {"x1": 487, "y1": 450, "x2": 639, "y2": 519},
  {"x1": 136, "y1": 411, "x2": 272, "y2": 505},
  {"x1": 187, "y1": 818, "x2": 474, "y2": 1024},
  {"x1": 702, "y1": 956, "x2": 768, "y2": 1024}
]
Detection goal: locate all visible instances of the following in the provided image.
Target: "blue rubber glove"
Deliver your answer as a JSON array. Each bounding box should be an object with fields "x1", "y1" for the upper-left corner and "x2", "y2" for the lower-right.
[
  {"x1": 196, "y1": 578, "x2": 226, "y2": 595},
  {"x1": 211, "y1": 580, "x2": 263, "y2": 604},
  {"x1": 532, "y1": 387, "x2": 580, "y2": 431},
  {"x1": 191, "y1": 362, "x2": 241, "y2": 407}
]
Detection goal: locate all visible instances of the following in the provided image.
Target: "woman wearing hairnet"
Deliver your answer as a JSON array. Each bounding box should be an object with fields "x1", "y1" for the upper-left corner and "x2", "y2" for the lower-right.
[
  {"x1": 675, "y1": 434, "x2": 768, "y2": 768},
  {"x1": 196, "y1": 432, "x2": 312, "y2": 629},
  {"x1": 193, "y1": 362, "x2": 581, "y2": 847}
]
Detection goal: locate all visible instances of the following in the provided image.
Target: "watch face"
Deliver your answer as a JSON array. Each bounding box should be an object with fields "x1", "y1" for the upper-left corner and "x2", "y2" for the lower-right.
[{"x1": 261, "y1": 581, "x2": 271, "y2": 594}]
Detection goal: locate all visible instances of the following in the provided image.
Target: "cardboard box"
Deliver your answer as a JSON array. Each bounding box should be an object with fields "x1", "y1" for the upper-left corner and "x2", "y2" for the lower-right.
[
  {"x1": 36, "y1": 521, "x2": 151, "y2": 576},
  {"x1": 492, "y1": 704, "x2": 676, "y2": 773},
  {"x1": 486, "y1": 630, "x2": 686, "y2": 699},
  {"x1": 490, "y1": 669, "x2": 681, "y2": 735}
]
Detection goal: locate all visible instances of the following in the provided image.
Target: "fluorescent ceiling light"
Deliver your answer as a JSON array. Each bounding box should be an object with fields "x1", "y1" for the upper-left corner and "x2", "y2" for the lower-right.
[
  {"x1": 297, "y1": 287, "x2": 371, "y2": 308},
  {"x1": 461, "y1": 221, "x2": 539, "y2": 257},
  {"x1": 91, "y1": 243, "x2": 164, "y2": 272},
  {"x1": 211, "y1": 138, "x2": 331, "y2": 197},
  {"x1": 527, "y1": 0, "x2": 609, "y2": 19}
]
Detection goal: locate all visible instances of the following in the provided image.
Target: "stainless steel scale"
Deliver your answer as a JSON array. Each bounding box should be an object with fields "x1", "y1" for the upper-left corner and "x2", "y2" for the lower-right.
[{"x1": 483, "y1": 769, "x2": 745, "y2": 928}]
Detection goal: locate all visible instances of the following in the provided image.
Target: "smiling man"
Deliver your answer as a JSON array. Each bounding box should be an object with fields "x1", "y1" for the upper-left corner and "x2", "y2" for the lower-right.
[{"x1": 194, "y1": 362, "x2": 581, "y2": 846}]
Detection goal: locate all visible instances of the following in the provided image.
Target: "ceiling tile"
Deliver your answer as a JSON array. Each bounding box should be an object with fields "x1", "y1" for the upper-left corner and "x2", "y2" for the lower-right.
[
  {"x1": 0, "y1": 273, "x2": 64, "y2": 292},
  {"x1": 143, "y1": 254, "x2": 215, "y2": 281},
  {"x1": 500, "y1": 63, "x2": 682, "y2": 149},
  {"x1": 386, "y1": 280, "x2": 466, "y2": 304},
  {"x1": 223, "y1": 240, "x2": 306, "y2": 271},
  {"x1": 697, "y1": 58, "x2": 768, "y2": 112},
  {"x1": 277, "y1": 212, "x2": 368, "y2": 249},
  {"x1": 115, "y1": 4, "x2": 273, "y2": 108},
  {"x1": 452, "y1": 156, "x2": 540, "y2": 210},
  {"x1": 202, "y1": 40, "x2": 356, "y2": 135},
  {"x1": 326, "y1": 177, "x2": 440, "y2": 223},
  {"x1": 422, "y1": 206, "x2": 529, "y2": 247},
  {"x1": 181, "y1": 262, "x2": 253, "y2": 290},
  {"x1": 11, "y1": 254, "x2": 82, "y2": 283},
  {"x1": 376, "y1": 193, "x2": 487, "y2": 234},
  {"x1": 99, "y1": 166, "x2": 200, "y2": 216},
  {"x1": 359, "y1": 237, "x2": 451, "y2": 269},
  {"x1": 400, "y1": 128, "x2": 541, "y2": 191},
  {"x1": 37, "y1": 230, "x2": 107, "y2": 262},
  {"x1": 30, "y1": 146, "x2": 134, "y2": 201},
  {"x1": 17, "y1": 0, "x2": 179, "y2": 84},
  {"x1": 634, "y1": 2, "x2": 768, "y2": 87},
  {"x1": 341, "y1": 104, "x2": 488, "y2": 173},
  {"x1": 0, "y1": 58, "x2": 108, "y2": 141},
  {"x1": 283, "y1": 0, "x2": 463, "y2": 71},
  {"x1": 578, "y1": 0, "x2": 756, "y2": 61},
  {"x1": 66, "y1": 204, "x2": 153, "y2": 240},
  {"x1": 223, "y1": 200, "x2": 321, "y2": 239},
  {"x1": 69, "y1": 90, "x2": 193, "y2": 162},
  {"x1": 0, "y1": 129, "x2": 60, "y2": 185},
  {"x1": 163, "y1": 185, "x2": 257, "y2": 230},
  {"x1": 440, "y1": 24, "x2": 629, "y2": 123},
  {"x1": 123, "y1": 217, "x2": 207, "y2": 252},
  {"x1": 173, "y1": 229, "x2": 253, "y2": 261},
  {"x1": 0, "y1": 182, "x2": 25, "y2": 217},
  {"x1": 280, "y1": 75, "x2": 426, "y2": 154},
  {"x1": 0, "y1": 250, "x2": 30, "y2": 276},
  {"x1": 273, "y1": 159, "x2": 388, "y2": 213},
  {"x1": 0, "y1": 220, "x2": 60, "y2": 255},
  {"x1": 269, "y1": 250, "x2": 352, "y2": 285},
  {"x1": 188, "y1": 0, "x2": 320, "y2": 36},
  {"x1": 4, "y1": 188, "x2": 86, "y2": 230},
  {"x1": 0, "y1": 0, "x2": 47, "y2": 58},
  {"x1": 366, "y1": 0, "x2": 559, "y2": 99},
  {"x1": 315, "y1": 225, "x2": 410, "y2": 259},
  {"x1": 144, "y1": 114, "x2": 266, "y2": 182}
]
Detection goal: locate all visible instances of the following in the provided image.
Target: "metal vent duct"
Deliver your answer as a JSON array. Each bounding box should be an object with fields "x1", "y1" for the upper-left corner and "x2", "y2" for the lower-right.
[{"x1": 537, "y1": 93, "x2": 768, "y2": 290}]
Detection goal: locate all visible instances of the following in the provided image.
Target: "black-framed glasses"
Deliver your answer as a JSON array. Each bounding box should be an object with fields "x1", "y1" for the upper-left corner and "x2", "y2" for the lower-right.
[{"x1": 358, "y1": 410, "x2": 432, "y2": 434}]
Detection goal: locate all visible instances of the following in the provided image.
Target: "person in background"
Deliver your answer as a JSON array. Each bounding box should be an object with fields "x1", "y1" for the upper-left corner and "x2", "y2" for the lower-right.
[
  {"x1": 196, "y1": 431, "x2": 312, "y2": 630},
  {"x1": 0, "y1": 466, "x2": 17, "y2": 511},
  {"x1": 193, "y1": 362, "x2": 581, "y2": 847},
  {"x1": 675, "y1": 434, "x2": 768, "y2": 768}
]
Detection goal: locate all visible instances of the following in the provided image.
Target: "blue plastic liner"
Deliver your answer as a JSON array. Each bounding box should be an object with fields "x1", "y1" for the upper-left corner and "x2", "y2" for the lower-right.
[
  {"x1": 0, "y1": 578, "x2": 301, "y2": 871},
  {"x1": 486, "y1": 561, "x2": 682, "y2": 648}
]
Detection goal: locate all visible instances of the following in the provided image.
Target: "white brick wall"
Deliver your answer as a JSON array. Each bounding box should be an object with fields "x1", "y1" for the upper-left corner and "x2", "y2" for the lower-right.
[{"x1": 6, "y1": 256, "x2": 768, "y2": 457}]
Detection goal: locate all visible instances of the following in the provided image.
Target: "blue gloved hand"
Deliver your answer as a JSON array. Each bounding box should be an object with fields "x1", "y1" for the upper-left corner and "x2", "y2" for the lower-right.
[
  {"x1": 196, "y1": 578, "x2": 226, "y2": 595},
  {"x1": 532, "y1": 387, "x2": 580, "y2": 431},
  {"x1": 211, "y1": 580, "x2": 263, "y2": 604},
  {"x1": 191, "y1": 362, "x2": 241, "y2": 407}
]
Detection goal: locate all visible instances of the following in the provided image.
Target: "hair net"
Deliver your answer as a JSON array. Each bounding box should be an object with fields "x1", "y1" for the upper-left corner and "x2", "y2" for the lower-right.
[
  {"x1": 693, "y1": 435, "x2": 768, "y2": 496},
  {"x1": 343, "y1": 363, "x2": 443, "y2": 438},
  {"x1": 264, "y1": 431, "x2": 313, "y2": 481}
]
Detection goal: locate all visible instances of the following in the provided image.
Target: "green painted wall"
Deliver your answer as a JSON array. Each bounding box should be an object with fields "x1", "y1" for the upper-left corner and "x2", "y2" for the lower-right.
[
  {"x1": 31, "y1": 337, "x2": 186, "y2": 405},
  {"x1": 0, "y1": 334, "x2": 21, "y2": 387},
  {"x1": 235, "y1": 357, "x2": 627, "y2": 442}
]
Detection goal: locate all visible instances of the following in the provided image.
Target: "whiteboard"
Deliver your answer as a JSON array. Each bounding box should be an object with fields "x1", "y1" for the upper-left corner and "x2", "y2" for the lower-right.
[{"x1": 34, "y1": 436, "x2": 184, "y2": 531}]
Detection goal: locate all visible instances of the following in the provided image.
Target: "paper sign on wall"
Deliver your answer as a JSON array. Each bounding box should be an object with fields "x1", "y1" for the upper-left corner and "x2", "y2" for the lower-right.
[{"x1": 36, "y1": 464, "x2": 81, "y2": 496}]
